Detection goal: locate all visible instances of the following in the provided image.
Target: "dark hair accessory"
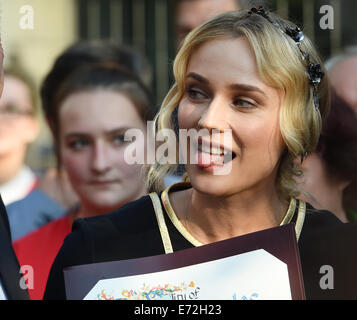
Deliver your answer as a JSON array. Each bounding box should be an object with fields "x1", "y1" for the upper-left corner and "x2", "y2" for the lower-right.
[
  {"x1": 307, "y1": 62, "x2": 324, "y2": 84},
  {"x1": 248, "y1": 6, "x2": 324, "y2": 111},
  {"x1": 285, "y1": 26, "x2": 304, "y2": 44}
]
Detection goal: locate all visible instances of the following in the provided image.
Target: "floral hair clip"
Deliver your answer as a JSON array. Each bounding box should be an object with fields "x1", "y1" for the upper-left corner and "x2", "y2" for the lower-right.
[{"x1": 248, "y1": 6, "x2": 324, "y2": 111}]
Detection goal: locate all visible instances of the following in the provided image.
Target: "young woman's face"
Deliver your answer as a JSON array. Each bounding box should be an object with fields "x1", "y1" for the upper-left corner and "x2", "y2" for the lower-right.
[
  {"x1": 178, "y1": 37, "x2": 285, "y2": 197},
  {"x1": 59, "y1": 89, "x2": 147, "y2": 215}
]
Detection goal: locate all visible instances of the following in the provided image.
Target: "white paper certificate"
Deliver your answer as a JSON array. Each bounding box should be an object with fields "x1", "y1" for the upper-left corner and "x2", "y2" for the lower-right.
[{"x1": 84, "y1": 249, "x2": 291, "y2": 300}]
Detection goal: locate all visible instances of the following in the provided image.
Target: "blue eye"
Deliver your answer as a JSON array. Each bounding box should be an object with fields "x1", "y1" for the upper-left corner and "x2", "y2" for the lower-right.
[
  {"x1": 186, "y1": 88, "x2": 208, "y2": 100},
  {"x1": 68, "y1": 139, "x2": 89, "y2": 150},
  {"x1": 112, "y1": 134, "x2": 126, "y2": 145},
  {"x1": 232, "y1": 98, "x2": 256, "y2": 109}
]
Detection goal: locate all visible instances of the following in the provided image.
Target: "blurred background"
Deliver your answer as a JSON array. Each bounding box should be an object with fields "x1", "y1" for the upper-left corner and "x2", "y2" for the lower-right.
[{"x1": 1, "y1": 0, "x2": 356, "y2": 175}]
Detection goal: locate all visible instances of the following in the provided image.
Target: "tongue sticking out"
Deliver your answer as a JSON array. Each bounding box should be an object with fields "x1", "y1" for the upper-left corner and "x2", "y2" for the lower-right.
[{"x1": 197, "y1": 151, "x2": 224, "y2": 167}]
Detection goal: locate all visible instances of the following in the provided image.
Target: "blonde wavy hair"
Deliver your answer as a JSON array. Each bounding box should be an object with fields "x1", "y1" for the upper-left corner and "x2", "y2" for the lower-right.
[{"x1": 147, "y1": 9, "x2": 330, "y2": 199}]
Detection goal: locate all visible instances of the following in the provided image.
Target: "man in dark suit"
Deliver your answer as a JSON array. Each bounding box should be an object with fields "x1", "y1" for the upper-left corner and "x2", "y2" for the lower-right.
[
  {"x1": 0, "y1": 195, "x2": 29, "y2": 299},
  {"x1": 0, "y1": 44, "x2": 29, "y2": 300}
]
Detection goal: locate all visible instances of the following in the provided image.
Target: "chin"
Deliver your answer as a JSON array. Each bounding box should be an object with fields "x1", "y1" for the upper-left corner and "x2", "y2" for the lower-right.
[
  {"x1": 81, "y1": 192, "x2": 124, "y2": 212},
  {"x1": 188, "y1": 168, "x2": 234, "y2": 197}
]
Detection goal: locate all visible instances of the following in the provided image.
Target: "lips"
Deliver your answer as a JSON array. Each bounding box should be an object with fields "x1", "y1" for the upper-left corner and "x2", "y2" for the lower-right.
[
  {"x1": 196, "y1": 137, "x2": 236, "y2": 167},
  {"x1": 89, "y1": 180, "x2": 119, "y2": 186}
]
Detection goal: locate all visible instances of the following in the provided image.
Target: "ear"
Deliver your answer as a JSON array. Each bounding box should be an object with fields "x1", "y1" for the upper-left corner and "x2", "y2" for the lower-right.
[{"x1": 338, "y1": 179, "x2": 351, "y2": 192}]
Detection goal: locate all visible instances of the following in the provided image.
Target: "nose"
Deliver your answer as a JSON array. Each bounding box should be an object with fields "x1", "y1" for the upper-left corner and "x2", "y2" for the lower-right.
[
  {"x1": 197, "y1": 95, "x2": 229, "y2": 132},
  {"x1": 90, "y1": 140, "x2": 111, "y2": 174}
]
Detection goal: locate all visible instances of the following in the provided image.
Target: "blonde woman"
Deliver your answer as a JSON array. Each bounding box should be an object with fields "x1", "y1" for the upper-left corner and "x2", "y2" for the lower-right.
[{"x1": 44, "y1": 8, "x2": 357, "y2": 300}]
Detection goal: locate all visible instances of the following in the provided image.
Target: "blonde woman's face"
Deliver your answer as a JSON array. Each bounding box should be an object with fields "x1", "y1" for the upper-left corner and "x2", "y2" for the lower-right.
[{"x1": 178, "y1": 37, "x2": 286, "y2": 197}]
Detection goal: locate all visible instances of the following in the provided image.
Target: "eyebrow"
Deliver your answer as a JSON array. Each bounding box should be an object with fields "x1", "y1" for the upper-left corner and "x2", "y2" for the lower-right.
[
  {"x1": 186, "y1": 72, "x2": 267, "y2": 98},
  {"x1": 64, "y1": 127, "x2": 134, "y2": 138},
  {"x1": 229, "y1": 83, "x2": 267, "y2": 98},
  {"x1": 186, "y1": 72, "x2": 210, "y2": 85}
]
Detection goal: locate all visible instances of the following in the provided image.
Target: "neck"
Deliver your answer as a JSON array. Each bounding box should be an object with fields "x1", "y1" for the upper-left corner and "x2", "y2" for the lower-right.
[
  {"x1": 333, "y1": 206, "x2": 348, "y2": 223},
  {"x1": 319, "y1": 190, "x2": 348, "y2": 223},
  {"x1": 329, "y1": 188, "x2": 348, "y2": 223},
  {"x1": 0, "y1": 149, "x2": 26, "y2": 185},
  {"x1": 175, "y1": 184, "x2": 288, "y2": 245}
]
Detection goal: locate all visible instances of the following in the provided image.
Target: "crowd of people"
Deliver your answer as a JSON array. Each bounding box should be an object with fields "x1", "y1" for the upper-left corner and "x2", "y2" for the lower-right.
[{"x1": 0, "y1": 0, "x2": 357, "y2": 300}]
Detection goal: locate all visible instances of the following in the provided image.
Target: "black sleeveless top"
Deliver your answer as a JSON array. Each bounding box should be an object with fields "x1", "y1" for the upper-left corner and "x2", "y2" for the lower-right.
[{"x1": 44, "y1": 183, "x2": 357, "y2": 300}]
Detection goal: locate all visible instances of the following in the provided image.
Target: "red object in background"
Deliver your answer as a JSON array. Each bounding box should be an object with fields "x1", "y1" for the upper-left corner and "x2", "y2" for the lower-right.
[{"x1": 13, "y1": 215, "x2": 72, "y2": 300}]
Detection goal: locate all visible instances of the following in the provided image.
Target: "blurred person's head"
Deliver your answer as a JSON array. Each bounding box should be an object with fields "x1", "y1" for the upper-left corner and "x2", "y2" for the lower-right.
[
  {"x1": 0, "y1": 67, "x2": 39, "y2": 185},
  {"x1": 325, "y1": 48, "x2": 357, "y2": 115},
  {"x1": 40, "y1": 41, "x2": 154, "y2": 210},
  {"x1": 174, "y1": 0, "x2": 263, "y2": 46},
  {"x1": 297, "y1": 91, "x2": 357, "y2": 222},
  {"x1": 41, "y1": 40, "x2": 153, "y2": 129},
  {"x1": 46, "y1": 63, "x2": 154, "y2": 218}
]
